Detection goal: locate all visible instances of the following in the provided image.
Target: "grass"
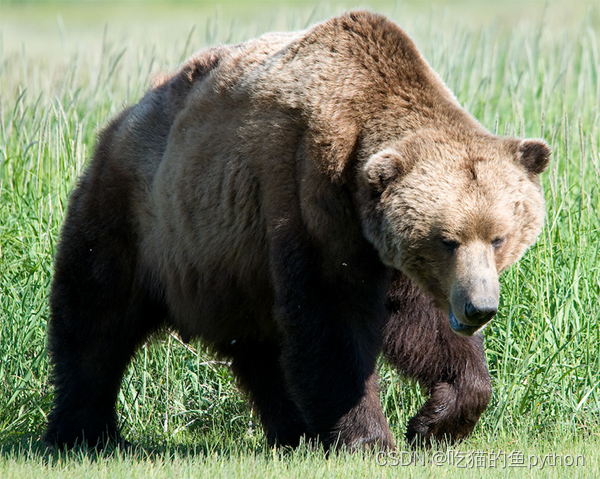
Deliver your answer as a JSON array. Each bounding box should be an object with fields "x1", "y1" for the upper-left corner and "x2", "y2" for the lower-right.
[{"x1": 1, "y1": 0, "x2": 600, "y2": 476}]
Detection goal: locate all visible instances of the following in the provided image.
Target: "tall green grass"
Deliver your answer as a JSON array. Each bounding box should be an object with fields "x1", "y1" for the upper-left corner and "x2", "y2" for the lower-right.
[{"x1": 1, "y1": 1, "x2": 599, "y2": 475}]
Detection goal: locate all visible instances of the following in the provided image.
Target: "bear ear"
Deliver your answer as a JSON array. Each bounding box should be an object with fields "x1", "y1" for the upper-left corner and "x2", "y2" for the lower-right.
[
  {"x1": 518, "y1": 139, "x2": 551, "y2": 176},
  {"x1": 364, "y1": 148, "x2": 407, "y2": 192}
]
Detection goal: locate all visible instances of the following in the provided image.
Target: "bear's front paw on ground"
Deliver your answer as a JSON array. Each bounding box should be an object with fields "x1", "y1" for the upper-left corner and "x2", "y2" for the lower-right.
[
  {"x1": 405, "y1": 380, "x2": 493, "y2": 447},
  {"x1": 45, "y1": 10, "x2": 549, "y2": 450}
]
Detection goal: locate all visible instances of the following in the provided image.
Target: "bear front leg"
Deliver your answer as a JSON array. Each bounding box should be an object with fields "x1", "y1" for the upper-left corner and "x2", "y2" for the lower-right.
[
  {"x1": 382, "y1": 272, "x2": 491, "y2": 446},
  {"x1": 229, "y1": 340, "x2": 309, "y2": 447},
  {"x1": 269, "y1": 228, "x2": 395, "y2": 450},
  {"x1": 328, "y1": 370, "x2": 394, "y2": 450}
]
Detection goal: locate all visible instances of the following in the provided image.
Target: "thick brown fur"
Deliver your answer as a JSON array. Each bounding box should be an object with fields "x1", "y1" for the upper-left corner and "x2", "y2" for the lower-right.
[
  {"x1": 45, "y1": 11, "x2": 549, "y2": 450},
  {"x1": 383, "y1": 272, "x2": 492, "y2": 445}
]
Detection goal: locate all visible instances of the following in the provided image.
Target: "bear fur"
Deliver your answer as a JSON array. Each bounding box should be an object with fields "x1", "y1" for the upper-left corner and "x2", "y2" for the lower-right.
[{"x1": 45, "y1": 11, "x2": 550, "y2": 450}]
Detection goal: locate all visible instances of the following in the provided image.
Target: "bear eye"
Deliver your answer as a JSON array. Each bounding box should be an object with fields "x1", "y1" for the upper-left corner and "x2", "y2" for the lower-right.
[
  {"x1": 492, "y1": 236, "x2": 506, "y2": 249},
  {"x1": 442, "y1": 238, "x2": 460, "y2": 251}
]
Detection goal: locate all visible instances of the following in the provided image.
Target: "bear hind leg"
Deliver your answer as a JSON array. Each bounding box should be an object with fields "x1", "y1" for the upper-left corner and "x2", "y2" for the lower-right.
[
  {"x1": 45, "y1": 287, "x2": 166, "y2": 449},
  {"x1": 44, "y1": 229, "x2": 166, "y2": 448}
]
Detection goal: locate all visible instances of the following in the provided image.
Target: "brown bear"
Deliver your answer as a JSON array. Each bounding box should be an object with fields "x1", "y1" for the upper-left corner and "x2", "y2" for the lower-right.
[{"x1": 45, "y1": 11, "x2": 549, "y2": 450}]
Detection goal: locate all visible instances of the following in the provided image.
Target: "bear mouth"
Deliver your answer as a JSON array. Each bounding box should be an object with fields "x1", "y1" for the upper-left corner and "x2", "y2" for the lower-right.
[{"x1": 449, "y1": 309, "x2": 479, "y2": 336}]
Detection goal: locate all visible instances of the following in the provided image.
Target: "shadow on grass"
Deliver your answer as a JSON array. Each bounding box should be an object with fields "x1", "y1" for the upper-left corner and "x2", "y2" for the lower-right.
[
  {"x1": 0, "y1": 432, "x2": 335, "y2": 465},
  {"x1": 0, "y1": 427, "x2": 454, "y2": 468}
]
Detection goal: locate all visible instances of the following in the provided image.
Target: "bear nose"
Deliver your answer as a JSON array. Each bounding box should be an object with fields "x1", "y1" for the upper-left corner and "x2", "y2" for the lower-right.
[{"x1": 464, "y1": 299, "x2": 497, "y2": 326}]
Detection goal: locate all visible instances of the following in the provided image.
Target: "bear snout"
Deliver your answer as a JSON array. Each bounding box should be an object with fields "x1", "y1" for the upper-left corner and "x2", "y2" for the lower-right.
[
  {"x1": 464, "y1": 298, "x2": 498, "y2": 327},
  {"x1": 449, "y1": 291, "x2": 499, "y2": 335}
]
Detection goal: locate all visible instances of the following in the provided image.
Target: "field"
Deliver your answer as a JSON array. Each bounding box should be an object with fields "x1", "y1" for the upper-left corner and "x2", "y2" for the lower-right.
[{"x1": 1, "y1": 0, "x2": 599, "y2": 477}]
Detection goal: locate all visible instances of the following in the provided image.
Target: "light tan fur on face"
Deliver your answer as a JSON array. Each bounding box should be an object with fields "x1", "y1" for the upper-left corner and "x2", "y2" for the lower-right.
[{"x1": 362, "y1": 131, "x2": 548, "y2": 334}]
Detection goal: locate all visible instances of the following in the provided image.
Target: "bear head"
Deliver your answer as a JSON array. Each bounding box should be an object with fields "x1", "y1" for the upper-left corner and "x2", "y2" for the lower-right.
[{"x1": 360, "y1": 130, "x2": 550, "y2": 336}]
